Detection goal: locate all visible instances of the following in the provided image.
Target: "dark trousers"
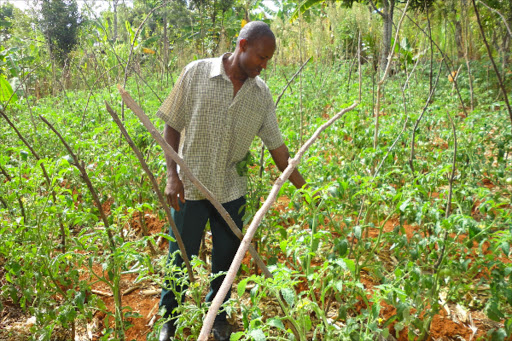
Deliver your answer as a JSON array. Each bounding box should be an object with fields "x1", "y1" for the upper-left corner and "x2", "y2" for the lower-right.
[{"x1": 160, "y1": 196, "x2": 245, "y2": 321}]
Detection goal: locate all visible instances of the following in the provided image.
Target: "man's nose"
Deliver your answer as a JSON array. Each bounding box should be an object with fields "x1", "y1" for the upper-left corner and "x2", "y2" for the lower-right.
[{"x1": 261, "y1": 60, "x2": 268, "y2": 69}]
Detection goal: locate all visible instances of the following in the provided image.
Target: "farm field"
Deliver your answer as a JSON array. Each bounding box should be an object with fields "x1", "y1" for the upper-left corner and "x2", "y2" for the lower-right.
[
  {"x1": 2, "y1": 61, "x2": 511, "y2": 340},
  {"x1": 1, "y1": 1, "x2": 512, "y2": 340}
]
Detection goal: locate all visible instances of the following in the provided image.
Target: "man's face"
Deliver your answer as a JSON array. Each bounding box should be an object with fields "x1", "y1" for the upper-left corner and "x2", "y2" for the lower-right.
[{"x1": 239, "y1": 35, "x2": 276, "y2": 78}]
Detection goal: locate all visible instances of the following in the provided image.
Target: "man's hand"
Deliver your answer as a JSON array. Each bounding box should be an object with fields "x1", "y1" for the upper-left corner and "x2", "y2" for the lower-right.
[{"x1": 165, "y1": 175, "x2": 185, "y2": 211}]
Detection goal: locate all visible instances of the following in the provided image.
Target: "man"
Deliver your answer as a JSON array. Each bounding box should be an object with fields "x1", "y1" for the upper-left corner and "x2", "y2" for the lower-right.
[{"x1": 157, "y1": 21, "x2": 307, "y2": 341}]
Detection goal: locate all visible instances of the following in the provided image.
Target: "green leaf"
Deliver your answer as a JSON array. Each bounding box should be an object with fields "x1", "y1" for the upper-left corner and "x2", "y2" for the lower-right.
[
  {"x1": 230, "y1": 331, "x2": 245, "y2": 341},
  {"x1": 486, "y1": 301, "x2": 505, "y2": 322},
  {"x1": 501, "y1": 242, "x2": 510, "y2": 256},
  {"x1": 399, "y1": 199, "x2": 410, "y2": 212},
  {"x1": 489, "y1": 328, "x2": 507, "y2": 341},
  {"x1": 343, "y1": 258, "x2": 356, "y2": 275},
  {"x1": 237, "y1": 278, "x2": 248, "y2": 297},
  {"x1": 280, "y1": 287, "x2": 296, "y2": 307},
  {"x1": 267, "y1": 317, "x2": 285, "y2": 330},
  {"x1": 290, "y1": 0, "x2": 324, "y2": 22},
  {"x1": 125, "y1": 20, "x2": 137, "y2": 46},
  {"x1": 353, "y1": 225, "x2": 361, "y2": 240},
  {"x1": 249, "y1": 329, "x2": 266, "y2": 341},
  {"x1": 20, "y1": 150, "x2": 29, "y2": 161},
  {"x1": 0, "y1": 74, "x2": 17, "y2": 103}
]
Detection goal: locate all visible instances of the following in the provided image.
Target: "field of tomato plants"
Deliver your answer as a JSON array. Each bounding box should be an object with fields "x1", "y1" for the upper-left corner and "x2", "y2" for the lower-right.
[{"x1": 1, "y1": 59, "x2": 512, "y2": 341}]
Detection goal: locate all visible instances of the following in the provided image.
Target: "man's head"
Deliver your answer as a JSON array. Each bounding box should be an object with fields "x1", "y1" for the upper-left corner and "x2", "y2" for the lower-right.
[{"x1": 235, "y1": 21, "x2": 276, "y2": 79}]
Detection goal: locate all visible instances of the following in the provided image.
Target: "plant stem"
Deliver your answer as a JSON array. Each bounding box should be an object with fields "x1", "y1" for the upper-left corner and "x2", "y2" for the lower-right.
[
  {"x1": 105, "y1": 102, "x2": 194, "y2": 282},
  {"x1": 39, "y1": 115, "x2": 124, "y2": 340},
  {"x1": 408, "y1": 61, "x2": 444, "y2": 176},
  {"x1": 471, "y1": 0, "x2": 512, "y2": 132}
]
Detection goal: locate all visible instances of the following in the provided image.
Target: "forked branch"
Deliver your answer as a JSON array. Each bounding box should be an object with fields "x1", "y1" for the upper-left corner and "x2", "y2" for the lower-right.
[
  {"x1": 117, "y1": 85, "x2": 272, "y2": 279},
  {"x1": 199, "y1": 101, "x2": 358, "y2": 340}
]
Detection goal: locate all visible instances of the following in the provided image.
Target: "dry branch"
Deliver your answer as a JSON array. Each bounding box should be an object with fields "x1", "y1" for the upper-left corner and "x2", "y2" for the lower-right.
[
  {"x1": 373, "y1": 0, "x2": 411, "y2": 149},
  {"x1": 91, "y1": 289, "x2": 113, "y2": 297},
  {"x1": 403, "y1": 12, "x2": 468, "y2": 118},
  {"x1": 275, "y1": 57, "x2": 312, "y2": 107},
  {"x1": 434, "y1": 111, "x2": 458, "y2": 272},
  {"x1": 471, "y1": 0, "x2": 512, "y2": 131},
  {"x1": 409, "y1": 61, "x2": 444, "y2": 176},
  {"x1": 122, "y1": 285, "x2": 141, "y2": 296},
  {"x1": 117, "y1": 85, "x2": 272, "y2": 279},
  {"x1": 199, "y1": 101, "x2": 358, "y2": 340},
  {"x1": 0, "y1": 109, "x2": 66, "y2": 251},
  {"x1": 105, "y1": 102, "x2": 194, "y2": 282}
]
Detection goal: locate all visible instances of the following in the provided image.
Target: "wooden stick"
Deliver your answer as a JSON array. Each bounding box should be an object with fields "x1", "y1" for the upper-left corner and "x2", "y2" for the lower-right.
[
  {"x1": 199, "y1": 102, "x2": 358, "y2": 340},
  {"x1": 105, "y1": 102, "x2": 195, "y2": 282},
  {"x1": 117, "y1": 85, "x2": 272, "y2": 279},
  {"x1": 471, "y1": 0, "x2": 512, "y2": 131}
]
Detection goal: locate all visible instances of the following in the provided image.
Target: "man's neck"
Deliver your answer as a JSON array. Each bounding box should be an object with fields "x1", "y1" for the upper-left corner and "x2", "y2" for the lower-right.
[{"x1": 223, "y1": 53, "x2": 247, "y2": 83}]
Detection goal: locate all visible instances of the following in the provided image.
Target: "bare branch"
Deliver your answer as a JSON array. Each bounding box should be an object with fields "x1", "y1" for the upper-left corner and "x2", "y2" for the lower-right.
[
  {"x1": 434, "y1": 110, "x2": 458, "y2": 272},
  {"x1": 105, "y1": 101, "x2": 195, "y2": 282},
  {"x1": 199, "y1": 102, "x2": 359, "y2": 340},
  {"x1": 403, "y1": 12, "x2": 469, "y2": 118},
  {"x1": 275, "y1": 57, "x2": 311, "y2": 107},
  {"x1": 471, "y1": 0, "x2": 512, "y2": 130},
  {"x1": 409, "y1": 61, "x2": 444, "y2": 176},
  {"x1": 117, "y1": 85, "x2": 273, "y2": 279},
  {"x1": 478, "y1": 0, "x2": 512, "y2": 38}
]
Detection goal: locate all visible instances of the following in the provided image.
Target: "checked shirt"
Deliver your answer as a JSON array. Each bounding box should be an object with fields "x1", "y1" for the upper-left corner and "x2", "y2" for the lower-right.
[{"x1": 157, "y1": 53, "x2": 284, "y2": 203}]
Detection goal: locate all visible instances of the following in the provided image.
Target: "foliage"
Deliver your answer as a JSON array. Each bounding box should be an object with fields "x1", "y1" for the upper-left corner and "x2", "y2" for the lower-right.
[
  {"x1": 0, "y1": 2, "x2": 14, "y2": 41},
  {"x1": 39, "y1": 0, "x2": 83, "y2": 64},
  {"x1": 1, "y1": 0, "x2": 512, "y2": 340}
]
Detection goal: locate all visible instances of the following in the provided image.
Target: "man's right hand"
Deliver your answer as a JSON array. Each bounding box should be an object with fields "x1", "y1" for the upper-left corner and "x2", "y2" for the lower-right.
[{"x1": 165, "y1": 175, "x2": 185, "y2": 211}]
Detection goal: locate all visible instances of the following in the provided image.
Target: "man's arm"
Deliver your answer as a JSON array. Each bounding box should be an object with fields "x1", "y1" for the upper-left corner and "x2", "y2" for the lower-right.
[
  {"x1": 268, "y1": 144, "x2": 306, "y2": 189},
  {"x1": 163, "y1": 123, "x2": 185, "y2": 211}
]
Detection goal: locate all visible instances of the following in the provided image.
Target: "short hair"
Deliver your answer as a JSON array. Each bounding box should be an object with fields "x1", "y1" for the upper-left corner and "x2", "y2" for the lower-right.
[{"x1": 237, "y1": 21, "x2": 275, "y2": 44}]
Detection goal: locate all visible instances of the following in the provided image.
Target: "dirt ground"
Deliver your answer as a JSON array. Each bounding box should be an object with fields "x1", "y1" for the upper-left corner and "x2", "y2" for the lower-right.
[{"x1": 0, "y1": 201, "x2": 509, "y2": 341}]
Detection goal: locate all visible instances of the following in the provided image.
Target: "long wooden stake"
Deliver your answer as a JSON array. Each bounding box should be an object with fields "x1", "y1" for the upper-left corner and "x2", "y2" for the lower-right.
[
  {"x1": 105, "y1": 102, "x2": 194, "y2": 282},
  {"x1": 198, "y1": 102, "x2": 358, "y2": 340},
  {"x1": 117, "y1": 85, "x2": 273, "y2": 279}
]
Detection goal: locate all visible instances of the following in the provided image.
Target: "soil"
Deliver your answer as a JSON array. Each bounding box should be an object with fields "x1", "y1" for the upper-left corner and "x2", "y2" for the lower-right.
[{"x1": 0, "y1": 198, "x2": 508, "y2": 341}]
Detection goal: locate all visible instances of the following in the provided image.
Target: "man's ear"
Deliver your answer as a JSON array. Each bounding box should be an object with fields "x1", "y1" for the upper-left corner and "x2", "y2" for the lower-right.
[{"x1": 239, "y1": 38, "x2": 248, "y2": 52}]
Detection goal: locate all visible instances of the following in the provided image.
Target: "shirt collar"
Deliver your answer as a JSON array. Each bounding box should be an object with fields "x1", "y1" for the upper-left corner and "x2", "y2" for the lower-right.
[{"x1": 210, "y1": 53, "x2": 264, "y2": 90}]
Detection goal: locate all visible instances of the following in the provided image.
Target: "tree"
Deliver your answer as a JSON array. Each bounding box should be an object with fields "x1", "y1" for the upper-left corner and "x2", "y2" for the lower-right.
[
  {"x1": 292, "y1": 0, "x2": 435, "y2": 72},
  {"x1": 39, "y1": 0, "x2": 83, "y2": 65},
  {"x1": 0, "y1": 3, "x2": 15, "y2": 42}
]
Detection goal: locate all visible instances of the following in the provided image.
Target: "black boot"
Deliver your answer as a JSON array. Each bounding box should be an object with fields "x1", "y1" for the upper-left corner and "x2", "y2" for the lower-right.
[
  {"x1": 212, "y1": 319, "x2": 233, "y2": 341},
  {"x1": 159, "y1": 320, "x2": 176, "y2": 341}
]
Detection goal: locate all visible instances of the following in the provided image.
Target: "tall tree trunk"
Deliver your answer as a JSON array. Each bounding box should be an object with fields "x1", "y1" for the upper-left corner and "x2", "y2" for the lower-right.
[
  {"x1": 163, "y1": 12, "x2": 168, "y2": 70},
  {"x1": 113, "y1": 0, "x2": 118, "y2": 43},
  {"x1": 379, "y1": 0, "x2": 394, "y2": 73},
  {"x1": 451, "y1": 0, "x2": 464, "y2": 59}
]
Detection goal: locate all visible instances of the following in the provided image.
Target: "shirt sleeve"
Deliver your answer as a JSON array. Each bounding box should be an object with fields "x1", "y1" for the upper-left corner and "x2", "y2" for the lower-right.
[
  {"x1": 156, "y1": 64, "x2": 193, "y2": 132},
  {"x1": 257, "y1": 92, "x2": 284, "y2": 150}
]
